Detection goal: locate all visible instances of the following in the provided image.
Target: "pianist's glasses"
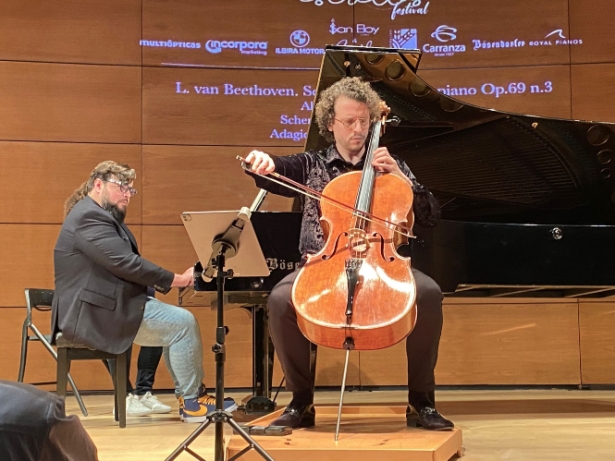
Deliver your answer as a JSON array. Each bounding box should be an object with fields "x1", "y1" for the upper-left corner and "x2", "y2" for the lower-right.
[
  {"x1": 334, "y1": 117, "x2": 370, "y2": 129},
  {"x1": 105, "y1": 178, "x2": 137, "y2": 196}
]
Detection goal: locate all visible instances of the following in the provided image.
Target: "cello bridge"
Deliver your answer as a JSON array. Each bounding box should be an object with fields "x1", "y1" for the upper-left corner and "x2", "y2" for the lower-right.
[{"x1": 348, "y1": 228, "x2": 369, "y2": 256}]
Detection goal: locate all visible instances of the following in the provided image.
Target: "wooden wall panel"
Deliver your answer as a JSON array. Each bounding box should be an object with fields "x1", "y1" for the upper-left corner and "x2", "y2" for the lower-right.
[
  {"x1": 418, "y1": 65, "x2": 571, "y2": 119},
  {"x1": 355, "y1": 0, "x2": 570, "y2": 70},
  {"x1": 270, "y1": 345, "x2": 361, "y2": 389},
  {"x1": 1, "y1": 306, "x2": 253, "y2": 391},
  {"x1": 0, "y1": 224, "x2": 142, "y2": 308},
  {"x1": 360, "y1": 342, "x2": 407, "y2": 386},
  {"x1": 1, "y1": 225, "x2": 60, "y2": 308},
  {"x1": 0, "y1": 142, "x2": 142, "y2": 224},
  {"x1": 0, "y1": 0, "x2": 141, "y2": 65},
  {"x1": 189, "y1": 307, "x2": 253, "y2": 390},
  {"x1": 10, "y1": 296, "x2": 615, "y2": 390},
  {"x1": 142, "y1": 67, "x2": 319, "y2": 146},
  {"x1": 142, "y1": 145, "x2": 295, "y2": 225},
  {"x1": 579, "y1": 302, "x2": 615, "y2": 384},
  {"x1": 142, "y1": 0, "x2": 349, "y2": 68},
  {"x1": 0, "y1": 62, "x2": 141, "y2": 143},
  {"x1": 360, "y1": 299, "x2": 584, "y2": 387},
  {"x1": 1, "y1": 307, "x2": 119, "y2": 391},
  {"x1": 571, "y1": 64, "x2": 615, "y2": 124},
  {"x1": 315, "y1": 347, "x2": 360, "y2": 387},
  {"x1": 570, "y1": 0, "x2": 615, "y2": 64},
  {"x1": 435, "y1": 300, "x2": 581, "y2": 385},
  {"x1": 140, "y1": 225, "x2": 196, "y2": 307}
]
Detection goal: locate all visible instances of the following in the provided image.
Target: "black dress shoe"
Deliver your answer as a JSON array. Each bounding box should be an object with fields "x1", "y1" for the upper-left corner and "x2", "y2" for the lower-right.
[
  {"x1": 268, "y1": 402, "x2": 315, "y2": 428},
  {"x1": 406, "y1": 405, "x2": 454, "y2": 431}
]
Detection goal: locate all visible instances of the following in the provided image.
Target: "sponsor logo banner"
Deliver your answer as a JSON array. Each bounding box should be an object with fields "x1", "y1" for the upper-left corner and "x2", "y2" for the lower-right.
[{"x1": 276, "y1": 30, "x2": 324, "y2": 55}]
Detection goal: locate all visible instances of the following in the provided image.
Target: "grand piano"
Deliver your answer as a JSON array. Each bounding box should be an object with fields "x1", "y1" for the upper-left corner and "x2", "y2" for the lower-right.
[{"x1": 180, "y1": 45, "x2": 615, "y2": 399}]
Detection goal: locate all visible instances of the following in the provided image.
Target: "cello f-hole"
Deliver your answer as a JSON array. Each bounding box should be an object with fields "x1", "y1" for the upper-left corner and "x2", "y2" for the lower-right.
[{"x1": 322, "y1": 232, "x2": 347, "y2": 261}]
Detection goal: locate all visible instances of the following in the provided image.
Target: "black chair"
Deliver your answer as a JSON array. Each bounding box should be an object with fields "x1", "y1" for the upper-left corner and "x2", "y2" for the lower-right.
[
  {"x1": 56, "y1": 334, "x2": 128, "y2": 428},
  {"x1": 19, "y1": 288, "x2": 128, "y2": 427},
  {"x1": 18, "y1": 288, "x2": 87, "y2": 417}
]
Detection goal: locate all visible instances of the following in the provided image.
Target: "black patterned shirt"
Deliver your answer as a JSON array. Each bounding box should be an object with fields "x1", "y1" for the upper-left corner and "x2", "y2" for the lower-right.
[{"x1": 251, "y1": 144, "x2": 420, "y2": 257}]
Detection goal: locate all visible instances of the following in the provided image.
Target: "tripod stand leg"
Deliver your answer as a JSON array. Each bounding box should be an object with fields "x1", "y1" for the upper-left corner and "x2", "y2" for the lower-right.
[
  {"x1": 164, "y1": 418, "x2": 213, "y2": 461},
  {"x1": 166, "y1": 251, "x2": 275, "y2": 461},
  {"x1": 227, "y1": 417, "x2": 275, "y2": 461},
  {"x1": 335, "y1": 348, "x2": 352, "y2": 442}
]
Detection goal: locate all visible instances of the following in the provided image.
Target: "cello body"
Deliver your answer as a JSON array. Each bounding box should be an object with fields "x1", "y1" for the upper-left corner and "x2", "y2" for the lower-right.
[{"x1": 291, "y1": 170, "x2": 417, "y2": 350}]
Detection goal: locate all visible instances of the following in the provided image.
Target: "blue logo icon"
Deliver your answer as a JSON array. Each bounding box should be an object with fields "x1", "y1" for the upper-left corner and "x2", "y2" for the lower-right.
[
  {"x1": 290, "y1": 30, "x2": 310, "y2": 48},
  {"x1": 205, "y1": 40, "x2": 222, "y2": 53},
  {"x1": 390, "y1": 29, "x2": 418, "y2": 49},
  {"x1": 431, "y1": 25, "x2": 457, "y2": 43}
]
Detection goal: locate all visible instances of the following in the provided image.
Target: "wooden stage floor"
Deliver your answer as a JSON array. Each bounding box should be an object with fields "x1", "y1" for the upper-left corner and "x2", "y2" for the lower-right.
[{"x1": 68, "y1": 389, "x2": 615, "y2": 461}]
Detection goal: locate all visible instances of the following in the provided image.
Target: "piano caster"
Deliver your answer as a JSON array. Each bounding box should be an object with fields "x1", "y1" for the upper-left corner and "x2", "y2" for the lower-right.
[{"x1": 242, "y1": 395, "x2": 277, "y2": 415}]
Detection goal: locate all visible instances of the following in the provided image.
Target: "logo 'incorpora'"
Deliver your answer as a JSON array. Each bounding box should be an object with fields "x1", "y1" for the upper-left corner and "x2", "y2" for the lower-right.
[
  {"x1": 204, "y1": 39, "x2": 268, "y2": 55},
  {"x1": 390, "y1": 29, "x2": 418, "y2": 49},
  {"x1": 290, "y1": 30, "x2": 310, "y2": 48}
]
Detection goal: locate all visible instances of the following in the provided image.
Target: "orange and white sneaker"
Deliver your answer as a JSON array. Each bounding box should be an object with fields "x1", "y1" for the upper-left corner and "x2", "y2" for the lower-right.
[{"x1": 179, "y1": 394, "x2": 237, "y2": 423}]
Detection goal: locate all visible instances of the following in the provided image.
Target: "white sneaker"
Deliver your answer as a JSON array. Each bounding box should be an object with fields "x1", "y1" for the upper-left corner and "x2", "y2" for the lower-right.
[
  {"x1": 125, "y1": 393, "x2": 154, "y2": 416},
  {"x1": 139, "y1": 392, "x2": 172, "y2": 414}
]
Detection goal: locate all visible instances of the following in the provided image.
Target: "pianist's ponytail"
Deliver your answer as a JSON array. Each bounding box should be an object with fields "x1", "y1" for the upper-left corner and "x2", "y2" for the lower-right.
[{"x1": 64, "y1": 181, "x2": 90, "y2": 217}]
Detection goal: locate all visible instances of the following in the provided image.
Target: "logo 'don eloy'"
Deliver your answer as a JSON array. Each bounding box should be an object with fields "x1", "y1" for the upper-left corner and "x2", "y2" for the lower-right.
[
  {"x1": 290, "y1": 30, "x2": 310, "y2": 48},
  {"x1": 330, "y1": 18, "x2": 352, "y2": 35},
  {"x1": 431, "y1": 25, "x2": 457, "y2": 43}
]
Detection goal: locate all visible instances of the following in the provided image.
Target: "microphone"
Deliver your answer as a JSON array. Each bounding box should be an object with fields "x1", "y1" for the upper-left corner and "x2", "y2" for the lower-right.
[{"x1": 242, "y1": 188, "x2": 268, "y2": 219}]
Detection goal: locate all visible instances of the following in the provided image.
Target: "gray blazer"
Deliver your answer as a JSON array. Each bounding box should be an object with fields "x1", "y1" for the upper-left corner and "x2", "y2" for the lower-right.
[{"x1": 51, "y1": 196, "x2": 174, "y2": 354}]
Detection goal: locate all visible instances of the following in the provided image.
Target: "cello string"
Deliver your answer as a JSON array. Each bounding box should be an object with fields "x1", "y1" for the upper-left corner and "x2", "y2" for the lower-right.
[{"x1": 238, "y1": 157, "x2": 415, "y2": 240}]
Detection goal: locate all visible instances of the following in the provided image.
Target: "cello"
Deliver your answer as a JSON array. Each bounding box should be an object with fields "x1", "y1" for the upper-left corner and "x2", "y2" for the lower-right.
[
  {"x1": 291, "y1": 104, "x2": 418, "y2": 352},
  {"x1": 239, "y1": 103, "x2": 417, "y2": 439}
]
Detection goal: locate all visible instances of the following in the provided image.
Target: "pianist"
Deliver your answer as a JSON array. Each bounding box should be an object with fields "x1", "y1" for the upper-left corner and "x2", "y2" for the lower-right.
[
  {"x1": 244, "y1": 77, "x2": 453, "y2": 431},
  {"x1": 51, "y1": 160, "x2": 236, "y2": 422}
]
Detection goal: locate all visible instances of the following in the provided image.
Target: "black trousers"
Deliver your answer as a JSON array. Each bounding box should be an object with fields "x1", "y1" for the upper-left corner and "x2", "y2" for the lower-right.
[
  {"x1": 268, "y1": 268, "x2": 443, "y2": 395},
  {"x1": 106, "y1": 346, "x2": 163, "y2": 395}
]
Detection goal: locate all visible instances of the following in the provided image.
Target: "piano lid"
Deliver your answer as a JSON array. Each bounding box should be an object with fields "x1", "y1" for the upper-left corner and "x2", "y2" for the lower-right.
[{"x1": 305, "y1": 45, "x2": 615, "y2": 226}]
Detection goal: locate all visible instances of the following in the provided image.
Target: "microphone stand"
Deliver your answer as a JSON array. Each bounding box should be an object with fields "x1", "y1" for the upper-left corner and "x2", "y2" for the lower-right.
[{"x1": 166, "y1": 189, "x2": 274, "y2": 461}]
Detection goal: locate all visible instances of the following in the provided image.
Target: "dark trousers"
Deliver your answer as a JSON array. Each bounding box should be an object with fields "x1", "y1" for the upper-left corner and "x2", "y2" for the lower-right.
[
  {"x1": 268, "y1": 268, "x2": 443, "y2": 396},
  {"x1": 106, "y1": 346, "x2": 163, "y2": 395},
  {"x1": 134, "y1": 346, "x2": 163, "y2": 395}
]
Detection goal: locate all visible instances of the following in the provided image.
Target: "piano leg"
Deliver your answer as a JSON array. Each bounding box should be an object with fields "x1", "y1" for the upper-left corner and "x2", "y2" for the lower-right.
[{"x1": 243, "y1": 304, "x2": 276, "y2": 415}]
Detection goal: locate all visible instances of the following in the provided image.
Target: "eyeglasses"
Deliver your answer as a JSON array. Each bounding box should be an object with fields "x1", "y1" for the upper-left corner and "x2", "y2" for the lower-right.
[
  {"x1": 105, "y1": 178, "x2": 137, "y2": 196},
  {"x1": 334, "y1": 117, "x2": 370, "y2": 129}
]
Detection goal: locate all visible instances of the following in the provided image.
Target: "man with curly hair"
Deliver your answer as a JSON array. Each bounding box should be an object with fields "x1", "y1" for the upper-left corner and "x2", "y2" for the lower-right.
[{"x1": 245, "y1": 77, "x2": 452, "y2": 431}]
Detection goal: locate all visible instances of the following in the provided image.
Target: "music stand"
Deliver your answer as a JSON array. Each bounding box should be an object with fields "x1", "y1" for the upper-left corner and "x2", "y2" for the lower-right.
[{"x1": 166, "y1": 210, "x2": 274, "y2": 461}]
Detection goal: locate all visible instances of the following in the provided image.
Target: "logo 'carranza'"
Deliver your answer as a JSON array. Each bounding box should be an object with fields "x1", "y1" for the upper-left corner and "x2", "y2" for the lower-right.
[{"x1": 431, "y1": 25, "x2": 456, "y2": 43}]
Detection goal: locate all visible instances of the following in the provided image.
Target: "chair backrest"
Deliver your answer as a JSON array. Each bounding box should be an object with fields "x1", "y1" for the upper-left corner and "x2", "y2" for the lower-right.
[{"x1": 24, "y1": 289, "x2": 55, "y2": 318}]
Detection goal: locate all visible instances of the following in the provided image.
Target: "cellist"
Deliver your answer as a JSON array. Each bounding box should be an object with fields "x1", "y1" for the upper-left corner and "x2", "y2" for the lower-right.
[{"x1": 244, "y1": 77, "x2": 453, "y2": 431}]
